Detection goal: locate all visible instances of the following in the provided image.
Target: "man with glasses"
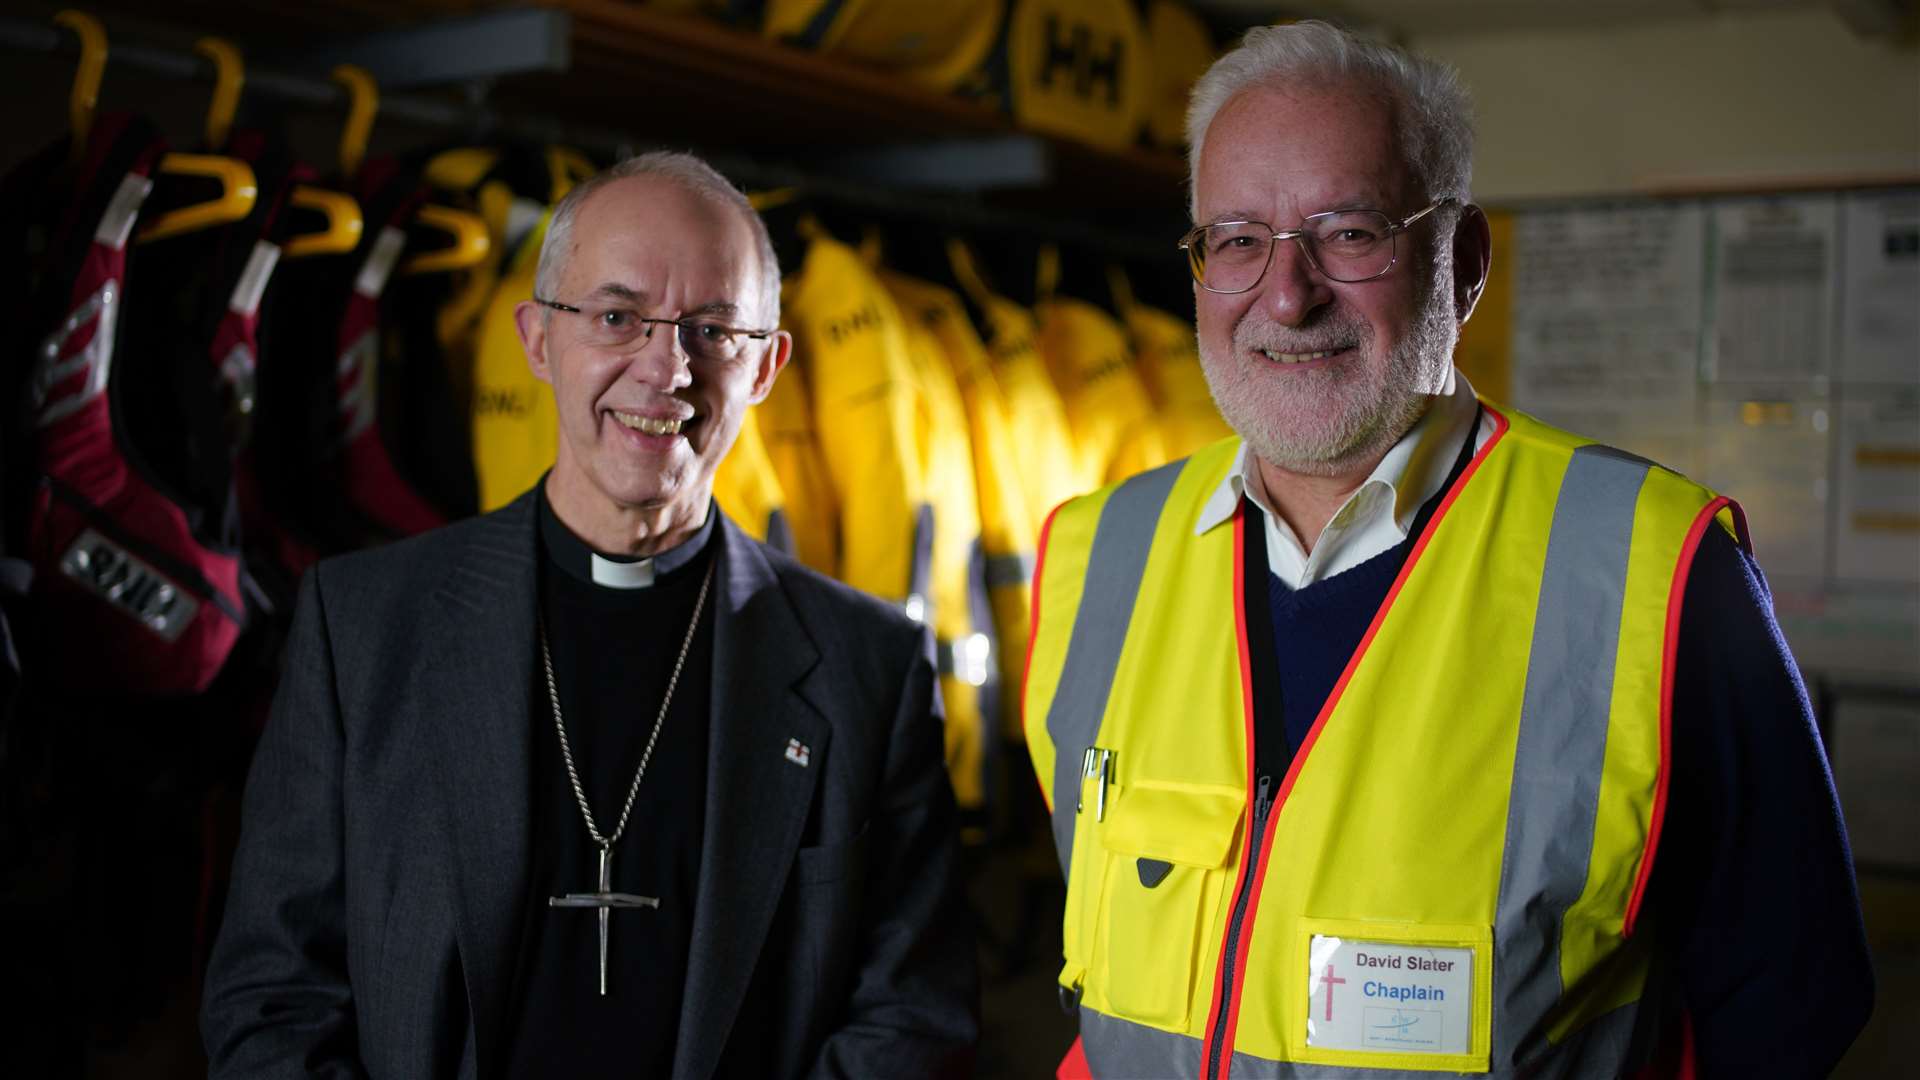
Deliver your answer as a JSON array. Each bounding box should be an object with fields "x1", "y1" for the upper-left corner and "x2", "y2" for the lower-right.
[
  {"x1": 204, "y1": 152, "x2": 978, "y2": 1078},
  {"x1": 1024, "y1": 21, "x2": 1870, "y2": 1079}
]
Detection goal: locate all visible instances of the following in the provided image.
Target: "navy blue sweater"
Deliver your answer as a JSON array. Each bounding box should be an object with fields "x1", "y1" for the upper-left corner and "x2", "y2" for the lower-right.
[{"x1": 1250, "y1": 496, "x2": 1875, "y2": 1077}]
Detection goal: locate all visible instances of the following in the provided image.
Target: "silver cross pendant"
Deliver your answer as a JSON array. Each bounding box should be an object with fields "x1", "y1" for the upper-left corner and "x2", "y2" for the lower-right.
[{"x1": 548, "y1": 845, "x2": 660, "y2": 995}]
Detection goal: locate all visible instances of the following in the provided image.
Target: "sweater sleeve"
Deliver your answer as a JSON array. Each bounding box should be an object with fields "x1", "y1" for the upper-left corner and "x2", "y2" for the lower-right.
[{"x1": 1656, "y1": 524, "x2": 1875, "y2": 1078}]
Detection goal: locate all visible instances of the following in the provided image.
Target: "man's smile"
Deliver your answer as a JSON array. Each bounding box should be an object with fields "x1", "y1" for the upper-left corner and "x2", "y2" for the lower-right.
[
  {"x1": 608, "y1": 408, "x2": 697, "y2": 440},
  {"x1": 1259, "y1": 345, "x2": 1354, "y2": 365}
]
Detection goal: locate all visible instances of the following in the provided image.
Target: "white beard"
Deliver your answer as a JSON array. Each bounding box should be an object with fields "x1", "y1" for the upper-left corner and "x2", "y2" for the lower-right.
[{"x1": 1198, "y1": 252, "x2": 1458, "y2": 478}]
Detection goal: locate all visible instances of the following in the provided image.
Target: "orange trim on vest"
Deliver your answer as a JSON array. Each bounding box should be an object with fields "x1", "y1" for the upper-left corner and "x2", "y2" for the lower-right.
[
  {"x1": 1201, "y1": 406, "x2": 1512, "y2": 1075},
  {"x1": 1200, "y1": 507, "x2": 1259, "y2": 1077},
  {"x1": 1624, "y1": 494, "x2": 1749, "y2": 940},
  {"x1": 1057, "y1": 1033, "x2": 1093, "y2": 1079},
  {"x1": 1026, "y1": 500, "x2": 1067, "y2": 813}
]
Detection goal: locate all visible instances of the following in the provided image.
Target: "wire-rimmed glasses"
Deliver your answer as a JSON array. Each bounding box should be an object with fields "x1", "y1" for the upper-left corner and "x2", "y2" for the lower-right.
[
  {"x1": 1178, "y1": 198, "x2": 1459, "y2": 294},
  {"x1": 534, "y1": 297, "x2": 775, "y2": 363}
]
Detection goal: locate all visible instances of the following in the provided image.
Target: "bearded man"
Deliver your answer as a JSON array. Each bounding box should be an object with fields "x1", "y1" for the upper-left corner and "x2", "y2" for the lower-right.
[{"x1": 1023, "y1": 21, "x2": 1871, "y2": 1079}]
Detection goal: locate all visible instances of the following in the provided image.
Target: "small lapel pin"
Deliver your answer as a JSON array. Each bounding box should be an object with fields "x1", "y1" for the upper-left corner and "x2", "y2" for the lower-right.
[{"x1": 784, "y1": 738, "x2": 811, "y2": 767}]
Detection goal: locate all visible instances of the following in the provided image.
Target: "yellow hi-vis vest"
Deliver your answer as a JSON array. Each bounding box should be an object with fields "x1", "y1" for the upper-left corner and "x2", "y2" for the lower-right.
[
  {"x1": 1024, "y1": 404, "x2": 1745, "y2": 1078},
  {"x1": 880, "y1": 269, "x2": 1038, "y2": 740}
]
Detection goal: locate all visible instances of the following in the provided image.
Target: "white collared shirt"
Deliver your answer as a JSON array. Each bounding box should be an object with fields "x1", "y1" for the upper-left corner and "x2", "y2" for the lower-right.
[{"x1": 1193, "y1": 368, "x2": 1495, "y2": 589}]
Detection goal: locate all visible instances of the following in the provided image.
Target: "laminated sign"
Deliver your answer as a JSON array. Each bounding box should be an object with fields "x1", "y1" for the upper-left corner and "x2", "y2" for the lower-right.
[{"x1": 1305, "y1": 933, "x2": 1484, "y2": 1068}]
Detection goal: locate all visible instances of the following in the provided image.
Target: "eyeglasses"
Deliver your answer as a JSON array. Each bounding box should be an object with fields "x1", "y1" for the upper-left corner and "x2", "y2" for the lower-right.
[
  {"x1": 1178, "y1": 198, "x2": 1458, "y2": 294},
  {"x1": 534, "y1": 298, "x2": 775, "y2": 363}
]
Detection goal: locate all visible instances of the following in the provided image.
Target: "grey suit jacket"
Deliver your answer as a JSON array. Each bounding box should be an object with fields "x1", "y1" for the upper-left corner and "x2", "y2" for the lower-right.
[{"x1": 201, "y1": 491, "x2": 978, "y2": 1078}]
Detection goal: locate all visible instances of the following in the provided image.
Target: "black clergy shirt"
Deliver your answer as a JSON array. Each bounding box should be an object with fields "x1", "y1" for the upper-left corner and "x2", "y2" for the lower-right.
[{"x1": 502, "y1": 490, "x2": 716, "y2": 1078}]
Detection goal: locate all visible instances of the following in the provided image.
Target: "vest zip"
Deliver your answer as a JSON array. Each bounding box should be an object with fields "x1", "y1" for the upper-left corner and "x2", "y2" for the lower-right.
[{"x1": 1206, "y1": 773, "x2": 1273, "y2": 1080}]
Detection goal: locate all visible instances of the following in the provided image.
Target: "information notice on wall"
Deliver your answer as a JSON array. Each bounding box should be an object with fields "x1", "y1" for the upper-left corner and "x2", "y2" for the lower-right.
[
  {"x1": 1839, "y1": 190, "x2": 1920, "y2": 387},
  {"x1": 1498, "y1": 188, "x2": 1919, "y2": 683},
  {"x1": 1706, "y1": 196, "x2": 1840, "y2": 387}
]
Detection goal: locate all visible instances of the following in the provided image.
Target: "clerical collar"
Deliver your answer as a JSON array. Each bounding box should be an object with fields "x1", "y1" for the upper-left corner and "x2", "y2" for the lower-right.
[{"x1": 537, "y1": 490, "x2": 716, "y2": 590}]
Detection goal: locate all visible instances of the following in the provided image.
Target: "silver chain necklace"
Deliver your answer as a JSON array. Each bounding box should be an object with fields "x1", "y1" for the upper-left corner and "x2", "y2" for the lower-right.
[{"x1": 539, "y1": 555, "x2": 714, "y2": 996}]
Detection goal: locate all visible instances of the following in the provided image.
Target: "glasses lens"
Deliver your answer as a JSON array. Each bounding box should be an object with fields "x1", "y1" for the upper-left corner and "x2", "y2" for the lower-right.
[
  {"x1": 678, "y1": 318, "x2": 751, "y2": 363},
  {"x1": 1194, "y1": 222, "x2": 1274, "y2": 293},
  {"x1": 1304, "y1": 211, "x2": 1394, "y2": 282},
  {"x1": 577, "y1": 306, "x2": 649, "y2": 349}
]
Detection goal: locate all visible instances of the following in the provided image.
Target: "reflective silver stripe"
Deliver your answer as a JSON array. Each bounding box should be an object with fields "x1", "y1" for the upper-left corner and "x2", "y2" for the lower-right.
[
  {"x1": 936, "y1": 633, "x2": 993, "y2": 686},
  {"x1": 1084, "y1": 1003, "x2": 1640, "y2": 1079},
  {"x1": 910, "y1": 502, "x2": 935, "y2": 615},
  {"x1": 1079, "y1": 1007, "x2": 1203, "y2": 1077},
  {"x1": 354, "y1": 226, "x2": 406, "y2": 298},
  {"x1": 1206, "y1": 999, "x2": 1641, "y2": 1078},
  {"x1": 34, "y1": 283, "x2": 119, "y2": 428},
  {"x1": 966, "y1": 539, "x2": 1003, "y2": 730},
  {"x1": 1493, "y1": 444, "x2": 1651, "y2": 1071},
  {"x1": 336, "y1": 330, "x2": 378, "y2": 443},
  {"x1": 94, "y1": 174, "x2": 153, "y2": 250},
  {"x1": 984, "y1": 551, "x2": 1034, "y2": 588},
  {"x1": 1045, "y1": 461, "x2": 1183, "y2": 877}
]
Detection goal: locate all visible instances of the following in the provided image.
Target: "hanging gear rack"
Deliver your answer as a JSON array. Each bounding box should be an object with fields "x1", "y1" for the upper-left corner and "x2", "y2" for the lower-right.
[{"x1": 0, "y1": 10, "x2": 1175, "y2": 262}]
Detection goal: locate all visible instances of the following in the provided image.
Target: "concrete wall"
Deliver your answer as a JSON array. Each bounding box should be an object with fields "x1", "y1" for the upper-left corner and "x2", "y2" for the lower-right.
[{"x1": 1414, "y1": 8, "x2": 1920, "y2": 202}]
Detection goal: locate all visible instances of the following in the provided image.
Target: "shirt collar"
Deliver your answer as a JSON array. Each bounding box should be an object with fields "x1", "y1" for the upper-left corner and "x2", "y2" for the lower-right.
[
  {"x1": 1195, "y1": 367, "x2": 1480, "y2": 538},
  {"x1": 538, "y1": 487, "x2": 716, "y2": 590}
]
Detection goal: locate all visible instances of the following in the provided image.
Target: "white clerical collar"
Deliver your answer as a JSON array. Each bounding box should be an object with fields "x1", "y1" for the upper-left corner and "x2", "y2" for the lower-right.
[
  {"x1": 538, "y1": 490, "x2": 716, "y2": 591},
  {"x1": 590, "y1": 553, "x2": 657, "y2": 589}
]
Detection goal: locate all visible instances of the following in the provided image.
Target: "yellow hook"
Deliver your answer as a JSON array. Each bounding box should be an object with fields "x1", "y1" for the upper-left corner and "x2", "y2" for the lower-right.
[
  {"x1": 194, "y1": 37, "x2": 244, "y2": 150},
  {"x1": 331, "y1": 64, "x2": 378, "y2": 181},
  {"x1": 52, "y1": 10, "x2": 108, "y2": 164}
]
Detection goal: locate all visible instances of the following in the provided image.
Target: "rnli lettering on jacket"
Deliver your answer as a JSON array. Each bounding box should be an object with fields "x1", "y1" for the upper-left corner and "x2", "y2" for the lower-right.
[
  {"x1": 21, "y1": 115, "x2": 249, "y2": 696},
  {"x1": 1025, "y1": 404, "x2": 1749, "y2": 1078}
]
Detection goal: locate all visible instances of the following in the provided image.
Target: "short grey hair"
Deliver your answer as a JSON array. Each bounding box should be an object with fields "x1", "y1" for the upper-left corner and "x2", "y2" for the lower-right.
[
  {"x1": 1185, "y1": 21, "x2": 1475, "y2": 220},
  {"x1": 534, "y1": 150, "x2": 782, "y2": 324}
]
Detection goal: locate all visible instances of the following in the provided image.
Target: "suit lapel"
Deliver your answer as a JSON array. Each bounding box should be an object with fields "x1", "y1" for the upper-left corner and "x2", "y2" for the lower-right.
[
  {"x1": 424, "y1": 490, "x2": 539, "y2": 1076},
  {"x1": 673, "y1": 518, "x2": 826, "y2": 1080}
]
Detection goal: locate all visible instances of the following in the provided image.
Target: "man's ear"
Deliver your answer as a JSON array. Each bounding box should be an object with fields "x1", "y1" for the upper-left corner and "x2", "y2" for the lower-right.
[
  {"x1": 514, "y1": 300, "x2": 553, "y2": 385},
  {"x1": 1452, "y1": 204, "x2": 1492, "y2": 325},
  {"x1": 748, "y1": 329, "x2": 793, "y2": 404}
]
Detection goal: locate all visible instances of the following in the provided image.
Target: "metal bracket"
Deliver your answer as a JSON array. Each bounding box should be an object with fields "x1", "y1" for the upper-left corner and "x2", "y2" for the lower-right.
[
  {"x1": 267, "y1": 9, "x2": 571, "y2": 90},
  {"x1": 804, "y1": 135, "x2": 1056, "y2": 192}
]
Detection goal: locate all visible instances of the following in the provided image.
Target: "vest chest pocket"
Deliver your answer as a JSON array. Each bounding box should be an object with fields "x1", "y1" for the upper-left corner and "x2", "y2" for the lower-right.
[{"x1": 1087, "y1": 784, "x2": 1244, "y2": 1029}]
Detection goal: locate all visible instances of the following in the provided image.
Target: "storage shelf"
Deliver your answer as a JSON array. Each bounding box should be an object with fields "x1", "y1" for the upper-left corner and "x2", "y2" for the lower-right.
[{"x1": 13, "y1": 0, "x2": 1189, "y2": 220}]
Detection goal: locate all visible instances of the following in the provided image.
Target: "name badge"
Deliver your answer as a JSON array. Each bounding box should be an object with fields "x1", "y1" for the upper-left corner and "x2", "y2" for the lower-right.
[{"x1": 1306, "y1": 934, "x2": 1474, "y2": 1056}]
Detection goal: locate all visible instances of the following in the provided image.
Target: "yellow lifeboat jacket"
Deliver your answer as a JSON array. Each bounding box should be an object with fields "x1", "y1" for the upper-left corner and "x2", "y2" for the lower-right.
[
  {"x1": 1108, "y1": 273, "x2": 1232, "y2": 460},
  {"x1": 1025, "y1": 403, "x2": 1746, "y2": 1078},
  {"x1": 879, "y1": 268, "x2": 1038, "y2": 739},
  {"x1": 781, "y1": 231, "x2": 930, "y2": 609},
  {"x1": 947, "y1": 239, "x2": 1081, "y2": 536},
  {"x1": 756, "y1": 325, "x2": 840, "y2": 575},
  {"x1": 710, "y1": 406, "x2": 792, "y2": 551},
  {"x1": 1031, "y1": 248, "x2": 1168, "y2": 492},
  {"x1": 469, "y1": 208, "x2": 557, "y2": 512}
]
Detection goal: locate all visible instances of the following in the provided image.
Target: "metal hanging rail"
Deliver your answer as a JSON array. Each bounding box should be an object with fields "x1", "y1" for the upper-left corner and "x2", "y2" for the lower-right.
[{"x1": 0, "y1": 11, "x2": 1177, "y2": 262}]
